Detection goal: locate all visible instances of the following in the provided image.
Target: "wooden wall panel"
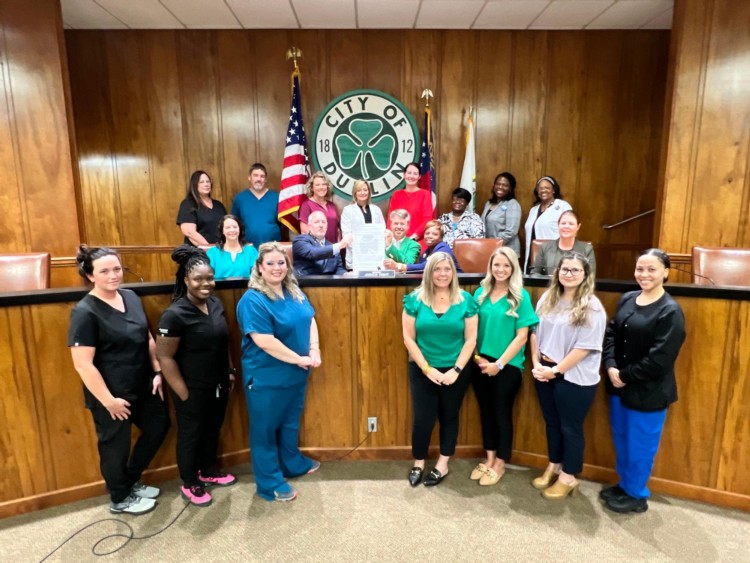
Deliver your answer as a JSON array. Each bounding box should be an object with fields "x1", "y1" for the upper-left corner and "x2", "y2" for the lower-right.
[
  {"x1": 65, "y1": 29, "x2": 669, "y2": 283},
  {"x1": 508, "y1": 32, "x2": 548, "y2": 213},
  {"x1": 216, "y1": 31, "x2": 258, "y2": 200},
  {"x1": 657, "y1": 0, "x2": 750, "y2": 252},
  {"x1": 474, "y1": 32, "x2": 513, "y2": 206},
  {"x1": 0, "y1": 0, "x2": 79, "y2": 255},
  {"x1": 66, "y1": 32, "x2": 120, "y2": 246},
  {"x1": 300, "y1": 288, "x2": 355, "y2": 447}
]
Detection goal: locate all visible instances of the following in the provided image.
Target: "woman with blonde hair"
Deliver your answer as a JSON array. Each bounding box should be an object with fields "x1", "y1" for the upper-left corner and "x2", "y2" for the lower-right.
[
  {"x1": 299, "y1": 172, "x2": 340, "y2": 242},
  {"x1": 402, "y1": 253, "x2": 478, "y2": 487},
  {"x1": 236, "y1": 242, "x2": 321, "y2": 502},
  {"x1": 529, "y1": 252, "x2": 606, "y2": 499},
  {"x1": 470, "y1": 247, "x2": 538, "y2": 486},
  {"x1": 340, "y1": 179, "x2": 385, "y2": 269}
]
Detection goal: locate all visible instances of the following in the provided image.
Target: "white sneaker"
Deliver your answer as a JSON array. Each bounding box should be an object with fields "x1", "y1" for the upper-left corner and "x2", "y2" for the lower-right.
[
  {"x1": 110, "y1": 494, "x2": 156, "y2": 514},
  {"x1": 132, "y1": 480, "x2": 160, "y2": 499}
]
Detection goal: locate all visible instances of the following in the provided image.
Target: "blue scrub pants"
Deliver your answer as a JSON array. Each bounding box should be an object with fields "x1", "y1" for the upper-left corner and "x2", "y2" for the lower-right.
[
  {"x1": 245, "y1": 382, "x2": 315, "y2": 501},
  {"x1": 609, "y1": 395, "x2": 667, "y2": 499}
]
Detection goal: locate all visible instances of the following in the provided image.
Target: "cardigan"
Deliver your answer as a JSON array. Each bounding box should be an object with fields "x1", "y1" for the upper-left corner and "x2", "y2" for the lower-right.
[{"x1": 603, "y1": 291, "x2": 686, "y2": 411}]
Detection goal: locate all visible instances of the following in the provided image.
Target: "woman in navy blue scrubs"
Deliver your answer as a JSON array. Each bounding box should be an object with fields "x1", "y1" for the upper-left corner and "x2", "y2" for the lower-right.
[{"x1": 236, "y1": 241, "x2": 321, "y2": 502}]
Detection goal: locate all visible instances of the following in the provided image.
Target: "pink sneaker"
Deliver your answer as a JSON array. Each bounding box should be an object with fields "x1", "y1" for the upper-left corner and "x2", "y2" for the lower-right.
[
  {"x1": 198, "y1": 471, "x2": 237, "y2": 487},
  {"x1": 181, "y1": 485, "x2": 212, "y2": 507}
]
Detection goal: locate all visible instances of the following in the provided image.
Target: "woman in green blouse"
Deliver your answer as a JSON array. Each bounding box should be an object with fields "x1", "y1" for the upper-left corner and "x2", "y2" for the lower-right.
[
  {"x1": 470, "y1": 247, "x2": 538, "y2": 486},
  {"x1": 402, "y1": 252, "x2": 478, "y2": 487}
]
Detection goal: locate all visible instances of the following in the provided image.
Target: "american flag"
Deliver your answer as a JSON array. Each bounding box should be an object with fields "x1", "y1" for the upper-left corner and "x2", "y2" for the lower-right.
[
  {"x1": 418, "y1": 105, "x2": 437, "y2": 215},
  {"x1": 278, "y1": 74, "x2": 310, "y2": 233}
]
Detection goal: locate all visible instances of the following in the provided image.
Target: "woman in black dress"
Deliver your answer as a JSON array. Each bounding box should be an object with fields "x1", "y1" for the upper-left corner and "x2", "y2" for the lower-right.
[{"x1": 68, "y1": 245, "x2": 169, "y2": 515}]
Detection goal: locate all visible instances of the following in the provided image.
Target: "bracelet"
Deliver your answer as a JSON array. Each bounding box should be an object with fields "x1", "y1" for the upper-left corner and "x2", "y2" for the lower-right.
[
  {"x1": 154, "y1": 370, "x2": 163, "y2": 377},
  {"x1": 228, "y1": 367, "x2": 237, "y2": 375},
  {"x1": 421, "y1": 362, "x2": 431, "y2": 375}
]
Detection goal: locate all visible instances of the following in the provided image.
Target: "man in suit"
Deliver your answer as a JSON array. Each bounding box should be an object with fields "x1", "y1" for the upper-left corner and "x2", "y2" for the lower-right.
[{"x1": 292, "y1": 211, "x2": 351, "y2": 276}]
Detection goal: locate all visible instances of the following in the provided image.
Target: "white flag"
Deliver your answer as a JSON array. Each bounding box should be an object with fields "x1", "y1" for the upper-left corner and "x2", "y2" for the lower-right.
[{"x1": 459, "y1": 110, "x2": 476, "y2": 211}]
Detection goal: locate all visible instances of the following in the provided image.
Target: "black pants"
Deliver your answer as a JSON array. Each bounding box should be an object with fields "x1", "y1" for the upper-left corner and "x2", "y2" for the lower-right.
[
  {"x1": 471, "y1": 363, "x2": 522, "y2": 461},
  {"x1": 534, "y1": 377, "x2": 596, "y2": 475},
  {"x1": 90, "y1": 391, "x2": 170, "y2": 503},
  {"x1": 173, "y1": 383, "x2": 229, "y2": 487},
  {"x1": 409, "y1": 362, "x2": 470, "y2": 460}
]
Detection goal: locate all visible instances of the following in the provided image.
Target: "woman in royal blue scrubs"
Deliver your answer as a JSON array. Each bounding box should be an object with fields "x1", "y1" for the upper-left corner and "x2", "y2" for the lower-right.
[{"x1": 236, "y1": 241, "x2": 321, "y2": 501}]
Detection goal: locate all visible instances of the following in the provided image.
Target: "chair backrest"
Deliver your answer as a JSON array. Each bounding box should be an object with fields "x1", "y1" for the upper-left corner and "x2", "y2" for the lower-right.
[
  {"x1": 278, "y1": 241, "x2": 294, "y2": 268},
  {"x1": 452, "y1": 238, "x2": 504, "y2": 274},
  {"x1": 0, "y1": 253, "x2": 51, "y2": 291},
  {"x1": 529, "y1": 239, "x2": 552, "y2": 270},
  {"x1": 692, "y1": 246, "x2": 750, "y2": 287}
]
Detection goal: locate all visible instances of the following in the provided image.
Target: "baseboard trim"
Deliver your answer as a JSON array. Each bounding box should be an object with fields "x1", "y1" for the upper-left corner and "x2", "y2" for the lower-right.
[{"x1": 2, "y1": 447, "x2": 747, "y2": 518}]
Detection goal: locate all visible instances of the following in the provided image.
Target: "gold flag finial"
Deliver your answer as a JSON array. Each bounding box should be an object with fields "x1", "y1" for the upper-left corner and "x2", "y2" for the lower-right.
[{"x1": 421, "y1": 89, "x2": 434, "y2": 108}]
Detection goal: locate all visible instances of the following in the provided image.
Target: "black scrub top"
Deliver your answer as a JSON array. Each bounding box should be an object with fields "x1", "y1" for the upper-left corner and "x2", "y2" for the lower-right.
[
  {"x1": 68, "y1": 289, "x2": 152, "y2": 409},
  {"x1": 157, "y1": 295, "x2": 229, "y2": 390},
  {"x1": 176, "y1": 198, "x2": 227, "y2": 245}
]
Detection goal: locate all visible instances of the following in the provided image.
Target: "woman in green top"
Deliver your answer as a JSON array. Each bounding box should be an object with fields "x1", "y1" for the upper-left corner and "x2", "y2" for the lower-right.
[
  {"x1": 402, "y1": 252, "x2": 478, "y2": 487},
  {"x1": 383, "y1": 209, "x2": 421, "y2": 267},
  {"x1": 470, "y1": 247, "x2": 538, "y2": 486}
]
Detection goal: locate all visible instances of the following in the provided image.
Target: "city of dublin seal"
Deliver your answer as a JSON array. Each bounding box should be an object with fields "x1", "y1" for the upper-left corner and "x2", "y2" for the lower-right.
[{"x1": 311, "y1": 90, "x2": 420, "y2": 202}]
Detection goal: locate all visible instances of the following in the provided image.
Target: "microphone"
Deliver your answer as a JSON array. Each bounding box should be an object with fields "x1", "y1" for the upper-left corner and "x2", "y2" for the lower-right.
[
  {"x1": 669, "y1": 266, "x2": 715, "y2": 286},
  {"x1": 123, "y1": 266, "x2": 145, "y2": 283}
]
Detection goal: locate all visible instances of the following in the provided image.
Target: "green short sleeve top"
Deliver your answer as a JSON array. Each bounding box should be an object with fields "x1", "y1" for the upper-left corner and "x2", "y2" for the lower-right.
[
  {"x1": 403, "y1": 290, "x2": 478, "y2": 367},
  {"x1": 474, "y1": 287, "x2": 538, "y2": 369}
]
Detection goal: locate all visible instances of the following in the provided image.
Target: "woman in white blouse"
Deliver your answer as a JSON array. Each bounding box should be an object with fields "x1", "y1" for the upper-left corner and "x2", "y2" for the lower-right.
[
  {"x1": 523, "y1": 176, "x2": 572, "y2": 273},
  {"x1": 340, "y1": 179, "x2": 385, "y2": 270}
]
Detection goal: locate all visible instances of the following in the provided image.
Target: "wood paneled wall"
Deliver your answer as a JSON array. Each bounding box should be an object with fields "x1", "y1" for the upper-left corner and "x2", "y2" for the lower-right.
[
  {"x1": 2, "y1": 283, "x2": 748, "y2": 517},
  {"x1": 65, "y1": 30, "x2": 669, "y2": 281},
  {"x1": 0, "y1": 0, "x2": 79, "y2": 255},
  {"x1": 656, "y1": 0, "x2": 750, "y2": 251}
]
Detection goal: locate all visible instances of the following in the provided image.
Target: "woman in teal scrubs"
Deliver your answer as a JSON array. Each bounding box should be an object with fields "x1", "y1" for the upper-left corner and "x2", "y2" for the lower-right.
[{"x1": 236, "y1": 242, "x2": 321, "y2": 502}]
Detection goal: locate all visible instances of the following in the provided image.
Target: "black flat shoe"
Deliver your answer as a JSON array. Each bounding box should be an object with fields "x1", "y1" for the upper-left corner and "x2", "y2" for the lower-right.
[
  {"x1": 423, "y1": 468, "x2": 447, "y2": 487},
  {"x1": 605, "y1": 494, "x2": 648, "y2": 514},
  {"x1": 408, "y1": 467, "x2": 424, "y2": 487},
  {"x1": 599, "y1": 484, "x2": 626, "y2": 502}
]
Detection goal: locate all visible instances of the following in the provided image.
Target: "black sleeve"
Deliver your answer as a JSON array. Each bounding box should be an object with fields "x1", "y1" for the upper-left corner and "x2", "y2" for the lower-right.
[
  {"x1": 176, "y1": 198, "x2": 197, "y2": 226},
  {"x1": 157, "y1": 305, "x2": 185, "y2": 338},
  {"x1": 619, "y1": 304, "x2": 686, "y2": 384},
  {"x1": 68, "y1": 303, "x2": 98, "y2": 347}
]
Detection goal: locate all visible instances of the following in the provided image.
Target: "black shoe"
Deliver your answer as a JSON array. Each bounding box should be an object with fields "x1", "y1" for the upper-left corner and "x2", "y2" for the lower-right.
[
  {"x1": 423, "y1": 468, "x2": 447, "y2": 487},
  {"x1": 599, "y1": 484, "x2": 626, "y2": 502},
  {"x1": 408, "y1": 467, "x2": 424, "y2": 487},
  {"x1": 605, "y1": 494, "x2": 648, "y2": 514}
]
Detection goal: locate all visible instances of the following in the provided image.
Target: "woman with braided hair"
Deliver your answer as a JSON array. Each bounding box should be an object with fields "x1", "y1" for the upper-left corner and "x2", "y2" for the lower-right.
[{"x1": 156, "y1": 245, "x2": 237, "y2": 507}]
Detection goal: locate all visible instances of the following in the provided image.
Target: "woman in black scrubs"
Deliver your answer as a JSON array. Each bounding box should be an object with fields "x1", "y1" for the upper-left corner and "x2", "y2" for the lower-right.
[
  {"x1": 68, "y1": 245, "x2": 170, "y2": 515},
  {"x1": 176, "y1": 170, "x2": 227, "y2": 246},
  {"x1": 156, "y1": 245, "x2": 237, "y2": 507}
]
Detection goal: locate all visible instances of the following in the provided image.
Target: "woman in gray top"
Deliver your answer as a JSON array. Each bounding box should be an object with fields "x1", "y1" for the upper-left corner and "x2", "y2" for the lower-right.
[
  {"x1": 533, "y1": 210, "x2": 596, "y2": 276},
  {"x1": 480, "y1": 172, "x2": 522, "y2": 256}
]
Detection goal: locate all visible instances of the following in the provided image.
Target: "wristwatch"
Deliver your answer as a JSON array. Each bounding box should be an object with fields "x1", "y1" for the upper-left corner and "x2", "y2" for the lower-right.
[
  {"x1": 552, "y1": 366, "x2": 561, "y2": 376},
  {"x1": 452, "y1": 365, "x2": 463, "y2": 373},
  {"x1": 495, "y1": 360, "x2": 505, "y2": 371}
]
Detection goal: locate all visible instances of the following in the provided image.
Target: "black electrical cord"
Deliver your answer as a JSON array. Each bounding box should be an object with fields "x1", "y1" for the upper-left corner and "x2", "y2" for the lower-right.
[
  {"x1": 319, "y1": 433, "x2": 371, "y2": 462},
  {"x1": 39, "y1": 500, "x2": 191, "y2": 562},
  {"x1": 40, "y1": 434, "x2": 371, "y2": 561}
]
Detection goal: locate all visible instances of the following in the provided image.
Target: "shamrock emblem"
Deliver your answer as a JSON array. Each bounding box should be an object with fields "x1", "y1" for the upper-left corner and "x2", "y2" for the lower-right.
[{"x1": 335, "y1": 119, "x2": 396, "y2": 180}]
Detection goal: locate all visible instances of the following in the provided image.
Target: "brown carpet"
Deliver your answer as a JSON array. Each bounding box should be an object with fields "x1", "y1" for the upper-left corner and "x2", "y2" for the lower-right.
[{"x1": 2, "y1": 460, "x2": 748, "y2": 562}]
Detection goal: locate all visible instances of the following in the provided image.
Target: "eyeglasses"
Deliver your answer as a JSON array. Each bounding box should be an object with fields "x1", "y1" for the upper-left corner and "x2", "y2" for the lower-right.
[{"x1": 560, "y1": 267, "x2": 583, "y2": 276}]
